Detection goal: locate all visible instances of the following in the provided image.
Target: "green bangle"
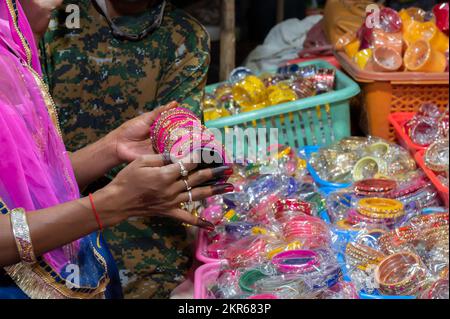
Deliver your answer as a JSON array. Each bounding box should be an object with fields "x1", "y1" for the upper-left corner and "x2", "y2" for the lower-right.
[
  {"x1": 238, "y1": 269, "x2": 268, "y2": 293},
  {"x1": 353, "y1": 156, "x2": 387, "y2": 181},
  {"x1": 366, "y1": 142, "x2": 390, "y2": 157}
]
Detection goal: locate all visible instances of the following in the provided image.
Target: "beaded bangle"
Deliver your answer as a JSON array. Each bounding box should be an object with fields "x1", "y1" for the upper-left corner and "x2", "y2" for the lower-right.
[
  {"x1": 10, "y1": 208, "x2": 37, "y2": 264},
  {"x1": 345, "y1": 242, "x2": 386, "y2": 270},
  {"x1": 358, "y1": 198, "x2": 404, "y2": 215},
  {"x1": 375, "y1": 252, "x2": 426, "y2": 296}
]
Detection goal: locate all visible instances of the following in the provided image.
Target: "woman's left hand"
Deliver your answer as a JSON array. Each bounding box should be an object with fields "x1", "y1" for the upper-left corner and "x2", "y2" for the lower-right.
[{"x1": 111, "y1": 101, "x2": 178, "y2": 164}]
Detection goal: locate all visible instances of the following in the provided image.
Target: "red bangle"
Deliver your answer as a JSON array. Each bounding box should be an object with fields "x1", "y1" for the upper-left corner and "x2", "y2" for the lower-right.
[{"x1": 89, "y1": 193, "x2": 103, "y2": 231}]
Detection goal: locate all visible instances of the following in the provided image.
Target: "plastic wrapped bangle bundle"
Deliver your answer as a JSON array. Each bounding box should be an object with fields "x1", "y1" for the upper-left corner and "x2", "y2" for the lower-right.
[
  {"x1": 272, "y1": 199, "x2": 313, "y2": 223},
  {"x1": 224, "y1": 222, "x2": 259, "y2": 240},
  {"x1": 357, "y1": 198, "x2": 405, "y2": 220},
  {"x1": 283, "y1": 215, "x2": 331, "y2": 249},
  {"x1": 377, "y1": 217, "x2": 448, "y2": 254},
  {"x1": 149, "y1": 107, "x2": 228, "y2": 167},
  {"x1": 345, "y1": 242, "x2": 386, "y2": 270},
  {"x1": 375, "y1": 252, "x2": 427, "y2": 296},
  {"x1": 424, "y1": 139, "x2": 449, "y2": 172},
  {"x1": 408, "y1": 212, "x2": 449, "y2": 229},
  {"x1": 353, "y1": 179, "x2": 397, "y2": 197},
  {"x1": 224, "y1": 236, "x2": 267, "y2": 268},
  {"x1": 238, "y1": 269, "x2": 269, "y2": 293},
  {"x1": 271, "y1": 250, "x2": 320, "y2": 274},
  {"x1": 378, "y1": 226, "x2": 421, "y2": 254},
  {"x1": 421, "y1": 279, "x2": 449, "y2": 299},
  {"x1": 302, "y1": 250, "x2": 342, "y2": 290},
  {"x1": 346, "y1": 209, "x2": 398, "y2": 228}
]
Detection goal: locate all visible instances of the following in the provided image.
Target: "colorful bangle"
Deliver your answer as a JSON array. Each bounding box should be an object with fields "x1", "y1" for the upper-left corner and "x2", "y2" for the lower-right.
[
  {"x1": 345, "y1": 242, "x2": 386, "y2": 270},
  {"x1": 354, "y1": 179, "x2": 397, "y2": 197},
  {"x1": 375, "y1": 252, "x2": 426, "y2": 296},
  {"x1": 357, "y1": 198, "x2": 404, "y2": 216},
  {"x1": 347, "y1": 209, "x2": 398, "y2": 227},
  {"x1": 10, "y1": 208, "x2": 37, "y2": 264},
  {"x1": 271, "y1": 250, "x2": 320, "y2": 274},
  {"x1": 225, "y1": 236, "x2": 267, "y2": 268},
  {"x1": 352, "y1": 157, "x2": 387, "y2": 181},
  {"x1": 239, "y1": 269, "x2": 269, "y2": 293}
]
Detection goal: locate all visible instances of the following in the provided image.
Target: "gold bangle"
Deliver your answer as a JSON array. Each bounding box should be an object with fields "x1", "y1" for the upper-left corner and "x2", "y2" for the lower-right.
[{"x1": 10, "y1": 208, "x2": 37, "y2": 264}]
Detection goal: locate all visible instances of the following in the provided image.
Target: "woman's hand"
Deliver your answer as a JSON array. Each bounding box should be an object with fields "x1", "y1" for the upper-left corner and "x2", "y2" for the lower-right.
[
  {"x1": 108, "y1": 101, "x2": 178, "y2": 164},
  {"x1": 96, "y1": 154, "x2": 234, "y2": 229},
  {"x1": 70, "y1": 102, "x2": 178, "y2": 189}
]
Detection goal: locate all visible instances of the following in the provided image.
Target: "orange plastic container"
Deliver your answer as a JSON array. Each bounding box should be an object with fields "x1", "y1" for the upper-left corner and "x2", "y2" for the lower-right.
[
  {"x1": 336, "y1": 51, "x2": 449, "y2": 141},
  {"x1": 388, "y1": 112, "x2": 427, "y2": 154},
  {"x1": 415, "y1": 150, "x2": 449, "y2": 208}
]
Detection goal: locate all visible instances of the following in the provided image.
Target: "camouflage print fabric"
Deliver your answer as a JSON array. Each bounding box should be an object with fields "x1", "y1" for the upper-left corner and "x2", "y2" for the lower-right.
[{"x1": 39, "y1": 0, "x2": 210, "y2": 299}]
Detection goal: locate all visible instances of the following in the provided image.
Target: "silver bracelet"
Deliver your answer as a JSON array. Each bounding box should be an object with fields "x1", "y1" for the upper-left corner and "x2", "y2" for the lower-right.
[{"x1": 10, "y1": 208, "x2": 37, "y2": 264}]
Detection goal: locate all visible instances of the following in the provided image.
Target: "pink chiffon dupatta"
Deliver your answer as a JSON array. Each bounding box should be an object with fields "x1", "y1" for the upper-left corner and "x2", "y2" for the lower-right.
[{"x1": 0, "y1": 0, "x2": 110, "y2": 298}]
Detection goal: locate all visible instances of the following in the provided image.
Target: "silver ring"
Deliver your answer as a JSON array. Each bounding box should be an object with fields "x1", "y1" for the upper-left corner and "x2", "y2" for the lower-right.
[
  {"x1": 188, "y1": 190, "x2": 193, "y2": 204},
  {"x1": 183, "y1": 179, "x2": 192, "y2": 191},
  {"x1": 178, "y1": 162, "x2": 189, "y2": 178}
]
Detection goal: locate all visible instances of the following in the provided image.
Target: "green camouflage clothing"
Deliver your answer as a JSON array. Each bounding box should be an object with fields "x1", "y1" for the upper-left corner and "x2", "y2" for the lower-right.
[{"x1": 40, "y1": 0, "x2": 210, "y2": 299}]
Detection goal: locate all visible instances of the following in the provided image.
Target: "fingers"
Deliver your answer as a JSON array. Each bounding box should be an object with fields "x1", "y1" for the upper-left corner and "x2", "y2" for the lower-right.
[
  {"x1": 166, "y1": 209, "x2": 215, "y2": 230},
  {"x1": 160, "y1": 154, "x2": 201, "y2": 181},
  {"x1": 174, "y1": 183, "x2": 234, "y2": 204},
  {"x1": 140, "y1": 101, "x2": 179, "y2": 125},
  {"x1": 171, "y1": 166, "x2": 233, "y2": 193},
  {"x1": 137, "y1": 154, "x2": 172, "y2": 167}
]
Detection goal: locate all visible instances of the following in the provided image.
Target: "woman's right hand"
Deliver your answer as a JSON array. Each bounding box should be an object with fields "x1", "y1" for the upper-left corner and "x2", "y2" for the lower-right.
[{"x1": 94, "y1": 153, "x2": 234, "y2": 230}]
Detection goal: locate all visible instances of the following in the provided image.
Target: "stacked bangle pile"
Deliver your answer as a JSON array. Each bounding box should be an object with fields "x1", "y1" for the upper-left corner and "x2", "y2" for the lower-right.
[
  {"x1": 345, "y1": 242, "x2": 386, "y2": 270},
  {"x1": 150, "y1": 107, "x2": 227, "y2": 165},
  {"x1": 283, "y1": 215, "x2": 331, "y2": 249},
  {"x1": 375, "y1": 252, "x2": 427, "y2": 296},
  {"x1": 272, "y1": 199, "x2": 313, "y2": 223},
  {"x1": 353, "y1": 179, "x2": 397, "y2": 197},
  {"x1": 224, "y1": 236, "x2": 267, "y2": 268}
]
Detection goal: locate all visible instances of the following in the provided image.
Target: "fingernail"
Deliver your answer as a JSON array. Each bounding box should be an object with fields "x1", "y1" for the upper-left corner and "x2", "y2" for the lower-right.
[
  {"x1": 212, "y1": 183, "x2": 234, "y2": 195},
  {"x1": 211, "y1": 166, "x2": 234, "y2": 178},
  {"x1": 199, "y1": 218, "x2": 215, "y2": 231}
]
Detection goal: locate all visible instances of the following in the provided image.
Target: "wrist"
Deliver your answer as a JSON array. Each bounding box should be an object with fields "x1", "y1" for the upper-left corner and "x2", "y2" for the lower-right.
[
  {"x1": 91, "y1": 186, "x2": 127, "y2": 228},
  {"x1": 97, "y1": 133, "x2": 123, "y2": 168}
]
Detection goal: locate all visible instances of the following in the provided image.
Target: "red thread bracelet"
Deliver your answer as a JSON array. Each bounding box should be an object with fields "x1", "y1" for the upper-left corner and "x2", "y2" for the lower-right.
[{"x1": 89, "y1": 193, "x2": 103, "y2": 231}]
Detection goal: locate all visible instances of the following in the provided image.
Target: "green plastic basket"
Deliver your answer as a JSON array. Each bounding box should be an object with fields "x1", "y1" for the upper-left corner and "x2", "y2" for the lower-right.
[{"x1": 204, "y1": 60, "x2": 360, "y2": 160}]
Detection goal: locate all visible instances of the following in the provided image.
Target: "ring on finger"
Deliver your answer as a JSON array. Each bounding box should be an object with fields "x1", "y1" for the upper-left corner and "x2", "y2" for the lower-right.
[
  {"x1": 183, "y1": 179, "x2": 192, "y2": 191},
  {"x1": 188, "y1": 190, "x2": 193, "y2": 204},
  {"x1": 178, "y1": 162, "x2": 189, "y2": 178}
]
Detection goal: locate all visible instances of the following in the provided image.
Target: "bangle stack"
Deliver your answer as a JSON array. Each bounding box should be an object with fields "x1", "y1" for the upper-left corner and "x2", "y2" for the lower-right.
[
  {"x1": 283, "y1": 215, "x2": 330, "y2": 249},
  {"x1": 10, "y1": 208, "x2": 37, "y2": 264},
  {"x1": 345, "y1": 242, "x2": 386, "y2": 270},
  {"x1": 375, "y1": 252, "x2": 427, "y2": 296},
  {"x1": 149, "y1": 107, "x2": 227, "y2": 165},
  {"x1": 272, "y1": 199, "x2": 313, "y2": 223},
  {"x1": 353, "y1": 179, "x2": 397, "y2": 197}
]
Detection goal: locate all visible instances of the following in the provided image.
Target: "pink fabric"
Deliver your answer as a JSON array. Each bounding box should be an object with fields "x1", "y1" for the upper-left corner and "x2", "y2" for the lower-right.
[{"x1": 0, "y1": 0, "x2": 80, "y2": 272}]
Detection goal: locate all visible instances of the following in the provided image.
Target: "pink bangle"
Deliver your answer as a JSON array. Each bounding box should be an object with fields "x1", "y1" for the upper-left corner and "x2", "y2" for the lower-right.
[{"x1": 271, "y1": 250, "x2": 319, "y2": 274}]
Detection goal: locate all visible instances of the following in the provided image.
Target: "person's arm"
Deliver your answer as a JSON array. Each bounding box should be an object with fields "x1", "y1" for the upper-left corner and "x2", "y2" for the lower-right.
[
  {"x1": 0, "y1": 187, "x2": 120, "y2": 267},
  {"x1": 1, "y1": 154, "x2": 233, "y2": 267}
]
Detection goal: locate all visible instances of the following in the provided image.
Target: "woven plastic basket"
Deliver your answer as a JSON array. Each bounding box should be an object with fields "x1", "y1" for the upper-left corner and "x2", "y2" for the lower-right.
[
  {"x1": 336, "y1": 52, "x2": 449, "y2": 142},
  {"x1": 204, "y1": 60, "x2": 360, "y2": 160}
]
